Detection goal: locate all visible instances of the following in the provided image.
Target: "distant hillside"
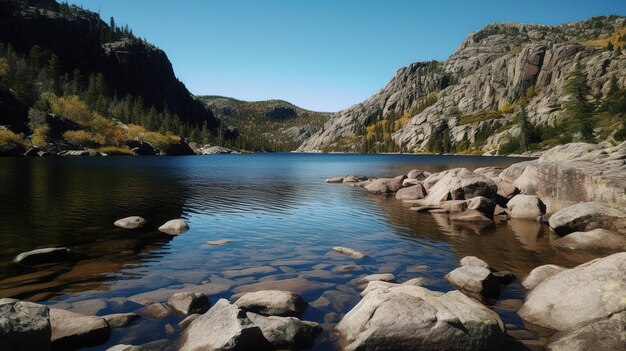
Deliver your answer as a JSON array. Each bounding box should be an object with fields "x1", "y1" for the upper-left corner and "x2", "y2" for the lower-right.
[
  {"x1": 0, "y1": 0, "x2": 235, "y2": 156},
  {"x1": 299, "y1": 16, "x2": 626, "y2": 154},
  {"x1": 200, "y1": 96, "x2": 331, "y2": 151}
]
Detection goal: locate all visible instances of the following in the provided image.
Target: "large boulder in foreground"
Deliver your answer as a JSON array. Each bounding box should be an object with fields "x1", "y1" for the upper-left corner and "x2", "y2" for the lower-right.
[
  {"x1": 545, "y1": 311, "x2": 626, "y2": 351},
  {"x1": 0, "y1": 299, "x2": 51, "y2": 351},
  {"x1": 50, "y1": 308, "x2": 111, "y2": 350},
  {"x1": 246, "y1": 312, "x2": 321, "y2": 350},
  {"x1": 548, "y1": 202, "x2": 626, "y2": 235},
  {"x1": 335, "y1": 284, "x2": 505, "y2": 351},
  {"x1": 234, "y1": 290, "x2": 307, "y2": 317},
  {"x1": 14, "y1": 247, "x2": 73, "y2": 265},
  {"x1": 518, "y1": 252, "x2": 626, "y2": 331},
  {"x1": 178, "y1": 299, "x2": 273, "y2": 351},
  {"x1": 552, "y1": 228, "x2": 626, "y2": 254}
]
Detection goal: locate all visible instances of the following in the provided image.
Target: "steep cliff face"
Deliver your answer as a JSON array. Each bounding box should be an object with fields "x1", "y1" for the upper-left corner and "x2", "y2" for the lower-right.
[
  {"x1": 299, "y1": 16, "x2": 626, "y2": 153},
  {"x1": 0, "y1": 0, "x2": 226, "y2": 133}
]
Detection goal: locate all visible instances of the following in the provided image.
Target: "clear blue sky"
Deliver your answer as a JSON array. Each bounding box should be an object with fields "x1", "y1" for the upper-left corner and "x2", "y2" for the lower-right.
[{"x1": 69, "y1": 0, "x2": 626, "y2": 112}]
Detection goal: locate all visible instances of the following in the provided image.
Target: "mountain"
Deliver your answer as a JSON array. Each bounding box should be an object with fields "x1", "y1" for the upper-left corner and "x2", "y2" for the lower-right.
[
  {"x1": 298, "y1": 16, "x2": 626, "y2": 154},
  {"x1": 0, "y1": 0, "x2": 234, "y2": 155},
  {"x1": 199, "y1": 96, "x2": 331, "y2": 151}
]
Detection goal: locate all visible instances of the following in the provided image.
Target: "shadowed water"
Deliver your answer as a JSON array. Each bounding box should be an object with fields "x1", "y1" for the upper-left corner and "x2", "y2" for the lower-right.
[{"x1": 0, "y1": 153, "x2": 581, "y2": 350}]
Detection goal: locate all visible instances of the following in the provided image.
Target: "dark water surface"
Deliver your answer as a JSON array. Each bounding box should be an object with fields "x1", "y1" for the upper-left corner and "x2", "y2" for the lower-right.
[{"x1": 0, "y1": 153, "x2": 578, "y2": 350}]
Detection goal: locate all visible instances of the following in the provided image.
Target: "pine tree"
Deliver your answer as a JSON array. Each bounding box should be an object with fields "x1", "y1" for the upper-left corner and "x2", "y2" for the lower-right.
[{"x1": 563, "y1": 62, "x2": 595, "y2": 141}]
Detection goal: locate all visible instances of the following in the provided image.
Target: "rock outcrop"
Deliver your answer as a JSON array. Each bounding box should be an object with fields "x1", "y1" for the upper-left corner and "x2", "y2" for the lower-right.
[
  {"x1": 234, "y1": 290, "x2": 307, "y2": 317},
  {"x1": 298, "y1": 17, "x2": 626, "y2": 154},
  {"x1": 0, "y1": 299, "x2": 51, "y2": 351}
]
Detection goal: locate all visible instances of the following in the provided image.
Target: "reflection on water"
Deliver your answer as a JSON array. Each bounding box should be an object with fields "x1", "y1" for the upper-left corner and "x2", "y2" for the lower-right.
[{"x1": 0, "y1": 153, "x2": 580, "y2": 350}]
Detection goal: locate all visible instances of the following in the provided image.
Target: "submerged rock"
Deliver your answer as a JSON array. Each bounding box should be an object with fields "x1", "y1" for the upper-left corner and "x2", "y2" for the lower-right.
[
  {"x1": 518, "y1": 252, "x2": 626, "y2": 331},
  {"x1": 331, "y1": 246, "x2": 367, "y2": 259},
  {"x1": 136, "y1": 302, "x2": 171, "y2": 320},
  {"x1": 552, "y1": 228, "x2": 626, "y2": 254},
  {"x1": 246, "y1": 312, "x2": 322, "y2": 350},
  {"x1": 0, "y1": 299, "x2": 51, "y2": 351},
  {"x1": 335, "y1": 284, "x2": 505, "y2": 351},
  {"x1": 354, "y1": 273, "x2": 396, "y2": 286},
  {"x1": 167, "y1": 292, "x2": 210, "y2": 315},
  {"x1": 325, "y1": 176, "x2": 344, "y2": 183},
  {"x1": 234, "y1": 290, "x2": 307, "y2": 317},
  {"x1": 102, "y1": 313, "x2": 139, "y2": 329},
  {"x1": 50, "y1": 308, "x2": 110, "y2": 350},
  {"x1": 206, "y1": 239, "x2": 233, "y2": 245},
  {"x1": 343, "y1": 175, "x2": 368, "y2": 183},
  {"x1": 158, "y1": 219, "x2": 190, "y2": 234},
  {"x1": 178, "y1": 299, "x2": 273, "y2": 351},
  {"x1": 113, "y1": 216, "x2": 147, "y2": 229},
  {"x1": 14, "y1": 247, "x2": 73, "y2": 265},
  {"x1": 548, "y1": 202, "x2": 626, "y2": 235}
]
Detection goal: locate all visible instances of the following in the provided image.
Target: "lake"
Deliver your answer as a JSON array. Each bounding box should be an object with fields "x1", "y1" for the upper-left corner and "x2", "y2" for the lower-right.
[{"x1": 0, "y1": 153, "x2": 579, "y2": 350}]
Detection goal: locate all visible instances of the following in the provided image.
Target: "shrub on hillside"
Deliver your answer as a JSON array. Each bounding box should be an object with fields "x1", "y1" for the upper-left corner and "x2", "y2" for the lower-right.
[
  {"x1": 98, "y1": 146, "x2": 133, "y2": 155},
  {"x1": 62, "y1": 130, "x2": 105, "y2": 148},
  {"x1": 0, "y1": 129, "x2": 26, "y2": 154}
]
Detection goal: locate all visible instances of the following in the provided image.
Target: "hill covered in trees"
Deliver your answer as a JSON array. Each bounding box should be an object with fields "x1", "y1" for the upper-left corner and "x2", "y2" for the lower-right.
[
  {"x1": 0, "y1": 0, "x2": 235, "y2": 155},
  {"x1": 298, "y1": 16, "x2": 626, "y2": 154},
  {"x1": 199, "y1": 96, "x2": 331, "y2": 151}
]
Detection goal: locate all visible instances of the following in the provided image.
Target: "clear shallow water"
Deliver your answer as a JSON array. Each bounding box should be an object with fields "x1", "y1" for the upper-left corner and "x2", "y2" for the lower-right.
[{"x1": 0, "y1": 153, "x2": 580, "y2": 350}]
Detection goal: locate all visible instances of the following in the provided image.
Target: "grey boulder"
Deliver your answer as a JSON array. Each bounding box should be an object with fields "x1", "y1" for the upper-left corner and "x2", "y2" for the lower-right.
[
  {"x1": 178, "y1": 299, "x2": 273, "y2": 351},
  {"x1": 444, "y1": 265, "x2": 501, "y2": 299},
  {"x1": 167, "y1": 292, "x2": 210, "y2": 315},
  {"x1": 113, "y1": 216, "x2": 147, "y2": 229},
  {"x1": 505, "y1": 195, "x2": 545, "y2": 220},
  {"x1": 518, "y1": 252, "x2": 626, "y2": 331},
  {"x1": 14, "y1": 247, "x2": 73, "y2": 265},
  {"x1": 548, "y1": 202, "x2": 626, "y2": 235},
  {"x1": 521, "y1": 264, "x2": 567, "y2": 290},
  {"x1": 395, "y1": 184, "x2": 427, "y2": 200},
  {"x1": 246, "y1": 312, "x2": 322, "y2": 350},
  {"x1": 234, "y1": 290, "x2": 307, "y2": 317},
  {"x1": 0, "y1": 299, "x2": 51, "y2": 351},
  {"x1": 552, "y1": 228, "x2": 626, "y2": 254},
  {"x1": 50, "y1": 308, "x2": 111, "y2": 350},
  {"x1": 335, "y1": 284, "x2": 505, "y2": 351},
  {"x1": 545, "y1": 311, "x2": 626, "y2": 351},
  {"x1": 364, "y1": 175, "x2": 406, "y2": 194},
  {"x1": 158, "y1": 219, "x2": 190, "y2": 234}
]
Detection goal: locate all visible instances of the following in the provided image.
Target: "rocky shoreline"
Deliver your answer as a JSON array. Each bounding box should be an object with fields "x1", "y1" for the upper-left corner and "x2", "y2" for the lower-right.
[{"x1": 2, "y1": 141, "x2": 625, "y2": 350}]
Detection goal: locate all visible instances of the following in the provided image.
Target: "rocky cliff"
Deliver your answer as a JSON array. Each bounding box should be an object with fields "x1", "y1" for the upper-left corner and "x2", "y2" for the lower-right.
[
  {"x1": 298, "y1": 16, "x2": 626, "y2": 153},
  {"x1": 0, "y1": 0, "x2": 227, "y2": 134}
]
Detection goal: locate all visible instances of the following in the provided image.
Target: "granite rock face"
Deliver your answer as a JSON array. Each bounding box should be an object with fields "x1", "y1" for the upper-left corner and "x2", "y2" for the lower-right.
[
  {"x1": 298, "y1": 17, "x2": 626, "y2": 154},
  {"x1": 0, "y1": 299, "x2": 51, "y2": 351}
]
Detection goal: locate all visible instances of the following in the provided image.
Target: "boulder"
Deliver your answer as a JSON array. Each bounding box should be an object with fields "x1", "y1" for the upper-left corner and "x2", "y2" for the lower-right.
[
  {"x1": 177, "y1": 314, "x2": 200, "y2": 329},
  {"x1": 158, "y1": 218, "x2": 189, "y2": 234},
  {"x1": 505, "y1": 195, "x2": 545, "y2": 220},
  {"x1": 552, "y1": 228, "x2": 626, "y2": 254},
  {"x1": 422, "y1": 169, "x2": 497, "y2": 206},
  {"x1": 491, "y1": 177, "x2": 519, "y2": 201},
  {"x1": 540, "y1": 197, "x2": 577, "y2": 221},
  {"x1": 102, "y1": 313, "x2": 139, "y2": 329},
  {"x1": 354, "y1": 273, "x2": 396, "y2": 286},
  {"x1": 521, "y1": 264, "x2": 567, "y2": 290},
  {"x1": 136, "y1": 302, "x2": 171, "y2": 320},
  {"x1": 331, "y1": 246, "x2": 366, "y2": 259},
  {"x1": 113, "y1": 216, "x2": 147, "y2": 229},
  {"x1": 407, "y1": 169, "x2": 429, "y2": 180},
  {"x1": 545, "y1": 311, "x2": 626, "y2": 351},
  {"x1": 167, "y1": 292, "x2": 210, "y2": 315},
  {"x1": 50, "y1": 308, "x2": 111, "y2": 350},
  {"x1": 402, "y1": 178, "x2": 421, "y2": 187},
  {"x1": 473, "y1": 167, "x2": 503, "y2": 178},
  {"x1": 125, "y1": 140, "x2": 157, "y2": 156},
  {"x1": 14, "y1": 247, "x2": 72, "y2": 265},
  {"x1": 343, "y1": 175, "x2": 368, "y2": 183},
  {"x1": 364, "y1": 175, "x2": 406, "y2": 194},
  {"x1": 460, "y1": 256, "x2": 490, "y2": 269},
  {"x1": 246, "y1": 312, "x2": 322, "y2": 350},
  {"x1": 178, "y1": 299, "x2": 273, "y2": 351},
  {"x1": 450, "y1": 210, "x2": 494, "y2": 224},
  {"x1": 206, "y1": 239, "x2": 233, "y2": 245},
  {"x1": 395, "y1": 184, "x2": 427, "y2": 200},
  {"x1": 548, "y1": 202, "x2": 626, "y2": 235},
  {"x1": 518, "y1": 252, "x2": 626, "y2": 331},
  {"x1": 336, "y1": 284, "x2": 505, "y2": 351},
  {"x1": 444, "y1": 266, "x2": 501, "y2": 298},
  {"x1": 234, "y1": 290, "x2": 307, "y2": 317},
  {"x1": 325, "y1": 176, "x2": 344, "y2": 183},
  {"x1": 0, "y1": 299, "x2": 51, "y2": 351}
]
